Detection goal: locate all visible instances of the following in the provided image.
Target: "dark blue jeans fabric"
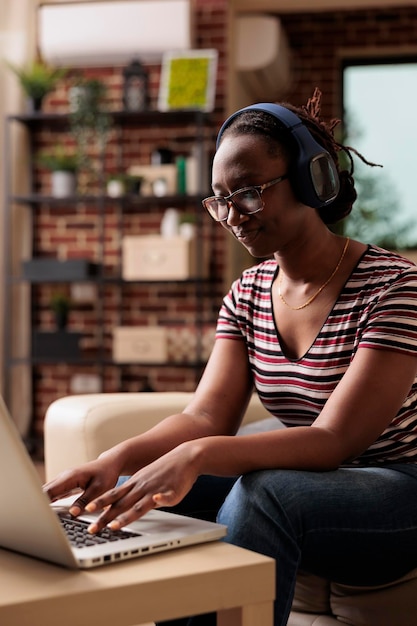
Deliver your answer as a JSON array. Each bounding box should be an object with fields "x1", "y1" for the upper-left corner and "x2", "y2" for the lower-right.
[{"x1": 148, "y1": 465, "x2": 417, "y2": 626}]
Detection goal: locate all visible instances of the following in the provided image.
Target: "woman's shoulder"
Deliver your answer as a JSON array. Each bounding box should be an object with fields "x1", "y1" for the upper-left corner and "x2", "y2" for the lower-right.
[
  {"x1": 227, "y1": 259, "x2": 278, "y2": 301},
  {"x1": 239, "y1": 258, "x2": 278, "y2": 282},
  {"x1": 364, "y1": 244, "x2": 417, "y2": 269},
  {"x1": 349, "y1": 244, "x2": 417, "y2": 303},
  {"x1": 356, "y1": 244, "x2": 417, "y2": 283}
]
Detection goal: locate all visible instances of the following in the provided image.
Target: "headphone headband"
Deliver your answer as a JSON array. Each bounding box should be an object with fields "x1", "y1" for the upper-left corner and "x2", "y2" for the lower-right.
[{"x1": 216, "y1": 103, "x2": 340, "y2": 209}]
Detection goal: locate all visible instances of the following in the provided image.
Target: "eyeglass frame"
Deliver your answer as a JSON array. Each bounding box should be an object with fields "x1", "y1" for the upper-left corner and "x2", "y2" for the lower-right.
[{"x1": 202, "y1": 174, "x2": 288, "y2": 222}]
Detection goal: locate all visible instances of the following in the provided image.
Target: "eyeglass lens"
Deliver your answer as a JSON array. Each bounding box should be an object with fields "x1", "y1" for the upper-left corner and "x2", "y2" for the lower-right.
[{"x1": 206, "y1": 188, "x2": 262, "y2": 221}]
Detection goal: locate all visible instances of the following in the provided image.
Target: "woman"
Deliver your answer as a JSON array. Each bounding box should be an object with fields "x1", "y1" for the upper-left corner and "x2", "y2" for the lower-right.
[{"x1": 45, "y1": 89, "x2": 417, "y2": 625}]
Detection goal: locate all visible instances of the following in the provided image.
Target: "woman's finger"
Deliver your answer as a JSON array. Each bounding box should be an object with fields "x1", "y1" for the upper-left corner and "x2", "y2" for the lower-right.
[
  {"x1": 84, "y1": 482, "x2": 133, "y2": 513},
  {"x1": 44, "y1": 472, "x2": 86, "y2": 502},
  {"x1": 88, "y1": 493, "x2": 155, "y2": 533},
  {"x1": 152, "y1": 490, "x2": 176, "y2": 507}
]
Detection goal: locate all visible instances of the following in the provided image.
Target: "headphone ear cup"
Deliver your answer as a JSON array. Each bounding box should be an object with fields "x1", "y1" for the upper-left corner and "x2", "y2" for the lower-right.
[
  {"x1": 289, "y1": 149, "x2": 340, "y2": 209},
  {"x1": 309, "y1": 153, "x2": 340, "y2": 205},
  {"x1": 288, "y1": 123, "x2": 340, "y2": 209}
]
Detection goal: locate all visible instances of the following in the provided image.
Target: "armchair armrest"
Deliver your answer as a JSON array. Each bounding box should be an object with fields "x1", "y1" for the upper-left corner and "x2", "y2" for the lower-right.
[{"x1": 44, "y1": 392, "x2": 272, "y2": 481}]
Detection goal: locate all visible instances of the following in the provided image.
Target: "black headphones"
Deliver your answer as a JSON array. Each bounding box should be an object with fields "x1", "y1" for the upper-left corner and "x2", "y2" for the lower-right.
[{"x1": 216, "y1": 103, "x2": 340, "y2": 209}]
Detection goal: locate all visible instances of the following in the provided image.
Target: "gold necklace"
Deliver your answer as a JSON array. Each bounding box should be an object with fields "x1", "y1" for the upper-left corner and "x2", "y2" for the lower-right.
[{"x1": 278, "y1": 237, "x2": 350, "y2": 311}]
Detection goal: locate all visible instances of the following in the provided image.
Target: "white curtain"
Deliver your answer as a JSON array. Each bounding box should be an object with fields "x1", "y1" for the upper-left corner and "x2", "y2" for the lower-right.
[{"x1": 0, "y1": 0, "x2": 37, "y2": 435}]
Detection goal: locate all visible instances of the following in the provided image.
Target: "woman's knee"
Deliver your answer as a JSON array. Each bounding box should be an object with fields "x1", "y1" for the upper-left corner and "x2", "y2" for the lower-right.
[
  {"x1": 218, "y1": 470, "x2": 300, "y2": 540},
  {"x1": 220, "y1": 468, "x2": 299, "y2": 512},
  {"x1": 218, "y1": 468, "x2": 330, "y2": 547}
]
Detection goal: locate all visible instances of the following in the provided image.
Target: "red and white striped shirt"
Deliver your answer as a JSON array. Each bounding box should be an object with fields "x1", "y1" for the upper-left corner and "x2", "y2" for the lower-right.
[{"x1": 216, "y1": 245, "x2": 417, "y2": 466}]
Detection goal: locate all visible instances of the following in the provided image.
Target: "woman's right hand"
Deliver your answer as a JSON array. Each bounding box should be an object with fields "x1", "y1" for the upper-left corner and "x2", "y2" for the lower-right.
[{"x1": 43, "y1": 456, "x2": 122, "y2": 517}]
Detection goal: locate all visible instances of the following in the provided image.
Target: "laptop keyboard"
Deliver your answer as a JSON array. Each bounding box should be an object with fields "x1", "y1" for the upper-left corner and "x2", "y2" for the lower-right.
[{"x1": 59, "y1": 512, "x2": 140, "y2": 548}]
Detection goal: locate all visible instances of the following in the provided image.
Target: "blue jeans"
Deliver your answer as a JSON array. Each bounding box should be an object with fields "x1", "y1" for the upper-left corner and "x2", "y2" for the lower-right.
[
  {"x1": 154, "y1": 465, "x2": 417, "y2": 626},
  {"x1": 218, "y1": 465, "x2": 417, "y2": 625}
]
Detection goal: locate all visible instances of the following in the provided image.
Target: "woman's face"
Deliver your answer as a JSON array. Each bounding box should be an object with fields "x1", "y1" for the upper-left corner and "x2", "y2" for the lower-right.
[{"x1": 210, "y1": 133, "x2": 309, "y2": 258}]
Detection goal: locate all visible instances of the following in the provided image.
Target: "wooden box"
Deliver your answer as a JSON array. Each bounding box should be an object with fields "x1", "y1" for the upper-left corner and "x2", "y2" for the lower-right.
[
  {"x1": 122, "y1": 235, "x2": 208, "y2": 281},
  {"x1": 112, "y1": 326, "x2": 168, "y2": 363}
]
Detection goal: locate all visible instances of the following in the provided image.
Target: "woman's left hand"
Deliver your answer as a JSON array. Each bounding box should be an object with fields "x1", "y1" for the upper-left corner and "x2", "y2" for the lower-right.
[{"x1": 83, "y1": 441, "x2": 201, "y2": 533}]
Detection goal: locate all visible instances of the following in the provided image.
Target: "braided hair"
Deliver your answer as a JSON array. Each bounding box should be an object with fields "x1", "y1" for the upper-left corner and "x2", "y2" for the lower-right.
[{"x1": 219, "y1": 88, "x2": 381, "y2": 225}]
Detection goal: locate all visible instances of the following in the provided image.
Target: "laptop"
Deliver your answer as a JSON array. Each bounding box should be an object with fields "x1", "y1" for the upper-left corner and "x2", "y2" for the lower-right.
[{"x1": 0, "y1": 396, "x2": 227, "y2": 569}]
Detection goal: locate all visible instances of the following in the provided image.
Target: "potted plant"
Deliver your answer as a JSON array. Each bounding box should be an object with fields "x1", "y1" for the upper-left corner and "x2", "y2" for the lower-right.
[
  {"x1": 106, "y1": 173, "x2": 145, "y2": 198},
  {"x1": 106, "y1": 173, "x2": 127, "y2": 198},
  {"x1": 7, "y1": 60, "x2": 67, "y2": 111},
  {"x1": 68, "y1": 77, "x2": 112, "y2": 192},
  {"x1": 69, "y1": 77, "x2": 108, "y2": 121},
  {"x1": 50, "y1": 292, "x2": 71, "y2": 330},
  {"x1": 37, "y1": 148, "x2": 80, "y2": 198},
  {"x1": 125, "y1": 173, "x2": 144, "y2": 195}
]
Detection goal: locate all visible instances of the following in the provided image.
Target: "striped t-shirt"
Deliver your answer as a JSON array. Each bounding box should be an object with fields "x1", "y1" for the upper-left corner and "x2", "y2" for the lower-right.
[{"x1": 216, "y1": 245, "x2": 417, "y2": 466}]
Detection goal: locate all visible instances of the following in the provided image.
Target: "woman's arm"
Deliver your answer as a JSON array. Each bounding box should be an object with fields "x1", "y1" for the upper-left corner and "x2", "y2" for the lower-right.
[
  {"x1": 98, "y1": 336, "x2": 255, "y2": 473},
  {"x1": 44, "y1": 337, "x2": 253, "y2": 506},
  {"x1": 194, "y1": 345, "x2": 417, "y2": 475}
]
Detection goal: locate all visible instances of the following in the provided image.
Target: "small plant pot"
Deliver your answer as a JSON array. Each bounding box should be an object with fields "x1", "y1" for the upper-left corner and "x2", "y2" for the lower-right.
[
  {"x1": 54, "y1": 309, "x2": 69, "y2": 330},
  {"x1": 27, "y1": 96, "x2": 44, "y2": 112},
  {"x1": 107, "y1": 179, "x2": 126, "y2": 197},
  {"x1": 126, "y1": 177, "x2": 143, "y2": 196},
  {"x1": 51, "y1": 171, "x2": 76, "y2": 198}
]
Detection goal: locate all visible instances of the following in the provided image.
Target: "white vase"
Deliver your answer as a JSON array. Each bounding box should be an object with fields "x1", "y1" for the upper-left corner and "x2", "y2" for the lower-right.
[
  {"x1": 160, "y1": 208, "x2": 180, "y2": 237},
  {"x1": 107, "y1": 179, "x2": 125, "y2": 197},
  {"x1": 51, "y1": 171, "x2": 76, "y2": 198}
]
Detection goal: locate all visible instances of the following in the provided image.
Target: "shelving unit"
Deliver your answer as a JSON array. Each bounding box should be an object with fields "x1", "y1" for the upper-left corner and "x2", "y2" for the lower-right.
[{"x1": 3, "y1": 109, "x2": 219, "y2": 435}]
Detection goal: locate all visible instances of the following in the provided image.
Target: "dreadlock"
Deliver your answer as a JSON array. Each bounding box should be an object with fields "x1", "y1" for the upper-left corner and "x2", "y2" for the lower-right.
[{"x1": 219, "y1": 88, "x2": 381, "y2": 225}]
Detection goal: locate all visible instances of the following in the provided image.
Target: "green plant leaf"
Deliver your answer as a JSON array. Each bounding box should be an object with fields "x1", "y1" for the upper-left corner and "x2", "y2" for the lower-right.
[
  {"x1": 37, "y1": 148, "x2": 80, "y2": 172},
  {"x1": 7, "y1": 60, "x2": 67, "y2": 99}
]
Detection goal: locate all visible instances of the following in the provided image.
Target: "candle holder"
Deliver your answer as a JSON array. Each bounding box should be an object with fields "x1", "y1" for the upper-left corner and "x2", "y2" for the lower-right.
[{"x1": 123, "y1": 58, "x2": 149, "y2": 111}]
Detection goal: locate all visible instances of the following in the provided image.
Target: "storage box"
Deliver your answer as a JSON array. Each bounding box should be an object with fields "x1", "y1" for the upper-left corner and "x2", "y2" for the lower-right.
[
  {"x1": 113, "y1": 326, "x2": 168, "y2": 363},
  {"x1": 23, "y1": 259, "x2": 99, "y2": 282},
  {"x1": 122, "y1": 235, "x2": 208, "y2": 281}
]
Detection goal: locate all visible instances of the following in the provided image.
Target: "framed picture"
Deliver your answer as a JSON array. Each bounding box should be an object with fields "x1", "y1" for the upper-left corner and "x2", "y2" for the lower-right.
[{"x1": 158, "y1": 49, "x2": 218, "y2": 112}]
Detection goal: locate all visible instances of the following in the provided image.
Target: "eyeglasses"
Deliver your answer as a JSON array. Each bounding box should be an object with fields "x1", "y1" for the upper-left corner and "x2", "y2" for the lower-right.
[{"x1": 202, "y1": 174, "x2": 288, "y2": 222}]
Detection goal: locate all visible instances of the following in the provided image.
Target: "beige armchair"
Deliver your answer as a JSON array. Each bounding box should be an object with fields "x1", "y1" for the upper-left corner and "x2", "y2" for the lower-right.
[{"x1": 45, "y1": 392, "x2": 417, "y2": 625}]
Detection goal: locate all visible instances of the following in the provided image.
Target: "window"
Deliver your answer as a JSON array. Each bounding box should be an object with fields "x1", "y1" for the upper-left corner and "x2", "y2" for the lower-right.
[{"x1": 342, "y1": 58, "x2": 417, "y2": 249}]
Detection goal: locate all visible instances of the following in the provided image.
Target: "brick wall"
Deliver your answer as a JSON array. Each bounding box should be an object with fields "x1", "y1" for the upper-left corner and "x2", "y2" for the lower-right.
[
  {"x1": 28, "y1": 2, "x2": 417, "y2": 434},
  {"x1": 280, "y1": 6, "x2": 417, "y2": 117}
]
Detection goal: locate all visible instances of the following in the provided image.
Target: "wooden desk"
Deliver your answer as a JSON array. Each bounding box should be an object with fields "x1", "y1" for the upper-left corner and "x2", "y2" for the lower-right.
[{"x1": 0, "y1": 541, "x2": 275, "y2": 626}]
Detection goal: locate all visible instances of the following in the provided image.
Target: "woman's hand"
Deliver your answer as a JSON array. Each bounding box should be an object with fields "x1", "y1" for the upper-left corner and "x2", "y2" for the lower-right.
[
  {"x1": 43, "y1": 457, "x2": 122, "y2": 517},
  {"x1": 81, "y1": 441, "x2": 202, "y2": 533}
]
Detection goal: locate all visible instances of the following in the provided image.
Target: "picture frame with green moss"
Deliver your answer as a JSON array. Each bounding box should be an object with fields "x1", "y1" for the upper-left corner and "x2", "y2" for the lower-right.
[{"x1": 158, "y1": 49, "x2": 218, "y2": 112}]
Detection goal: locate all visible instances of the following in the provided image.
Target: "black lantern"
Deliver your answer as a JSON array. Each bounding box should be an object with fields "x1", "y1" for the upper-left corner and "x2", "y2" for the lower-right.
[{"x1": 123, "y1": 59, "x2": 149, "y2": 111}]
